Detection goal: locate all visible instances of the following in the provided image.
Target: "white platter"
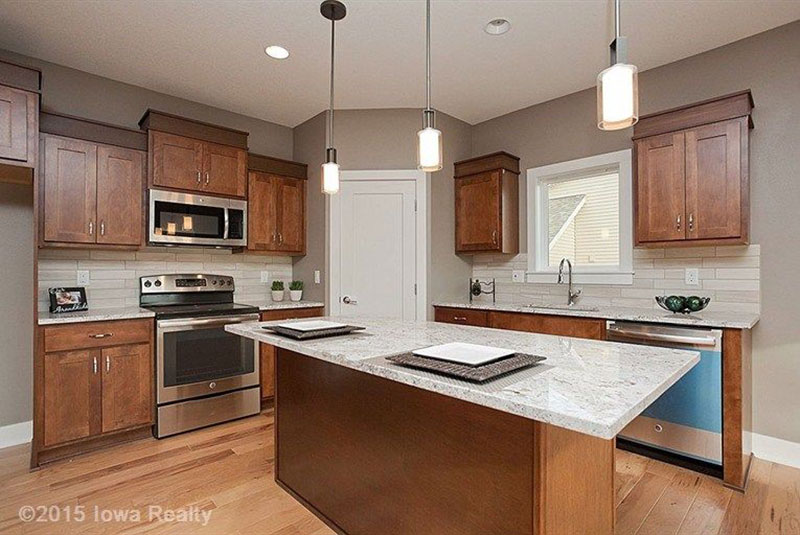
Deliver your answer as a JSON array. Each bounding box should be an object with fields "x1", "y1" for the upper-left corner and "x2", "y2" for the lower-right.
[
  {"x1": 412, "y1": 342, "x2": 515, "y2": 367},
  {"x1": 275, "y1": 320, "x2": 349, "y2": 332}
]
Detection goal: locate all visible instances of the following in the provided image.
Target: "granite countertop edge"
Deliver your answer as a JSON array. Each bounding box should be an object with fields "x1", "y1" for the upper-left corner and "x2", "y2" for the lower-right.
[{"x1": 433, "y1": 302, "x2": 759, "y2": 329}]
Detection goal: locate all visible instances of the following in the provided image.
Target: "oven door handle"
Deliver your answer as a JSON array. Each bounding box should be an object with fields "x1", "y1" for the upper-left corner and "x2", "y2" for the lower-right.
[{"x1": 157, "y1": 314, "x2": 260, "y2": 330}]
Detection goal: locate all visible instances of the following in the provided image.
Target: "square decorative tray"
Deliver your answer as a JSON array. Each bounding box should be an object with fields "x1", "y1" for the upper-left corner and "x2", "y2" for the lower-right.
[
  {"x1": 386, "y1": 352, "x2": 545, "y2": 383},
  {"x1": 262, "y1": 325, "x2": 365, "y2": 340}
]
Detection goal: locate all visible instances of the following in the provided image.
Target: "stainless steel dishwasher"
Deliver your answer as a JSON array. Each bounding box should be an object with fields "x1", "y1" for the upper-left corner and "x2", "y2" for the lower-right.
[{"x1": 607, "y1": 321, "x2": 723, "y2": 471}]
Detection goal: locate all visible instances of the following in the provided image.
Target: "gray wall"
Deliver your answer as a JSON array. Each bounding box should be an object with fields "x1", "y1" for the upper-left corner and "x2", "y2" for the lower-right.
[
  {"x1": 292, "y1": 108, "x2": 473, "y2": 315},
  {"x1": 0, "y1": 48, "x2": 294, "y2": 427},
  {"x1": 0, "y1": 183, "x2": 34, "y2": 427},
  {"x1": 471, "y1": 21, "x2": 800, "y2": 444}
]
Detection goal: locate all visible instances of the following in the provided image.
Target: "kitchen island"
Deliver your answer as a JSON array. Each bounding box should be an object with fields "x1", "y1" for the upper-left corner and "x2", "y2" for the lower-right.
[{"x1": 227, "y1": 318, "x2": 700, "y2": 535}]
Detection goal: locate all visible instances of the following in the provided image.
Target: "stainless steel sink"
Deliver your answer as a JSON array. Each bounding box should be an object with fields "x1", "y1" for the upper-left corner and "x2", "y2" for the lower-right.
[{"x1": 525, "y1": 304, "x2": 600, "y2": 312}]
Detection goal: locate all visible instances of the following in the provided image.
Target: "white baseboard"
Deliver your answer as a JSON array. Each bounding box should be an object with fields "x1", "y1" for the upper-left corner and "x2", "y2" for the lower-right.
[
  {"x1": 751, "y1": 432, "x2": 800, "y2": 469},
  {"x1": 0, "y1": 420, "x2": 32, "y2": 449}
]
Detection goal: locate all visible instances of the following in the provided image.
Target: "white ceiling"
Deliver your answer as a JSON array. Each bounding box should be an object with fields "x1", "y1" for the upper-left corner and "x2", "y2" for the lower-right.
[{"x1": 0, "y1": 0, "x2": 798, "y2": 127}]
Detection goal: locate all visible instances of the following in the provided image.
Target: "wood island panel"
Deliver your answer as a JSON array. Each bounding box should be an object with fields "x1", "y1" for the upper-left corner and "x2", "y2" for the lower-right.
[{"x1": 275, "y1": 348, "x2": 615, "y2": 535}]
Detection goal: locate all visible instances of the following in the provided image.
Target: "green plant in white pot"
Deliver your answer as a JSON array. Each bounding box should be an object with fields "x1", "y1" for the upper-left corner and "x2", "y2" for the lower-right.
[
  {"x1": 271, "y1": 280, "x2": 285, "y2": 302},
  {"x1": 289, "y1": 280, "x2": 303, "y2": 302}
]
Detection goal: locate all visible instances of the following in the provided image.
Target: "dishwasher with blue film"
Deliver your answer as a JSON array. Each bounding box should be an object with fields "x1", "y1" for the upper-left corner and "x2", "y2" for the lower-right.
[{"x1": 607, "y1": 321, "x2": 723, "y2": 475}]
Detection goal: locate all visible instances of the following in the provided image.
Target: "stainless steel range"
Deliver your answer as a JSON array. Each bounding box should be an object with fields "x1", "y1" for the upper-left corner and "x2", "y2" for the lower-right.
[{"x1": 140, "y1": 274, "x2": 260, "y2": 438}]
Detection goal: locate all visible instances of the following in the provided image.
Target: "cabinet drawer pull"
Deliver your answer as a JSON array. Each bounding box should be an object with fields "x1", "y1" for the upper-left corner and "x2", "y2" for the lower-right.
[
  {"x1": 205, "y1": 172, "x2": 210, "y2": 185},
  {"x1": 88, "y1": 333, "x2": 113, "y2": 339},
  {"x1": 106, "y1": 355, "x2": 110, "y2": 372},
  {"x1": 92, "y1": 356, "x2": 98, "y2": 374},
  {"x1": 492, "y1": 230, "x2": 497, "y2": 244},
  {"x1": 88, "y1": 221, "x2": 94, "y2": 235},
  {"x1": 453, "y1": 316, "x2": 467, "y2": 321},
  {"x1": 688, "y1": 213, "x2": 694, "y2": 232},
  {"x1": 197, "y1": 171, "x2": 202, "y2": 184},
  {"x1": 100, "y1": 220, "x2": 105, "y2": 236},
  {"x1": 676, "y1": 215, "x2": 681, "y2": 231}
]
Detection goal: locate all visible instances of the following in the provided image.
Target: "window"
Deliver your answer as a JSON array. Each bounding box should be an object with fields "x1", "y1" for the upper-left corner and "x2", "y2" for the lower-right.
[{"x1": 527, "y1": 149, "x2": 633, "y2": 284}]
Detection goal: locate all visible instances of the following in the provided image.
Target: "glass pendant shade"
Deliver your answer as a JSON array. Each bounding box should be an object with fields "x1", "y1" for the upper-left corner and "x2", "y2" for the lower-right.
[
  {"x1": 417, "y1": 126, "x2": 443, "y2": 172},
  {"x1": 321, "y1": 161, "x2": 340, "y2": 194},
  {"x1": 597, "y1": 62, "x2": 639, "y2": 130}
]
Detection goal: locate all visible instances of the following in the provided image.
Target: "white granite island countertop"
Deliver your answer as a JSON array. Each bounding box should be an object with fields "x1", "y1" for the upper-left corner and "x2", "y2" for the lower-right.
[
  {"x1": 227, "y1": 317, "x2": 699, "y2": 439},
  {"x1": 241, "y1": 300, "x2": 325, "y2": 311},
  {"x1": 434, "y1": 301, "x2": 760, "y2": 329}
]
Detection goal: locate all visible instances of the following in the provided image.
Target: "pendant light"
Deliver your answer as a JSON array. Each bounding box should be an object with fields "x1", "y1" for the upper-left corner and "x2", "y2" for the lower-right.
[
  {"x1": 597, "y1": 0, "x2": 639, "y2": 130},
  {"x1": 417, "y1": 0, "x2": 443, "y2": 172},
  {"x1": 321, "y1": 0, "x2": 346, "y2": 194}
]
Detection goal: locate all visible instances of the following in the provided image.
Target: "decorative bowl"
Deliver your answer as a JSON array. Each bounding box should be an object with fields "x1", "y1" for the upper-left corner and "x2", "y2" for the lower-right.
[{"x1": 655, "y1": 295, "x2": 710, "y2": 314}]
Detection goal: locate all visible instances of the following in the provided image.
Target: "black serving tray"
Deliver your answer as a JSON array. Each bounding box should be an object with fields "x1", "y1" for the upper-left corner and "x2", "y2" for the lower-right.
[
  {"x1": 261, "y1": 325, "x2": 365, "y2": 340},
  {"x1": 386, "y1": 352, "x2": 545, "y2": 383}
]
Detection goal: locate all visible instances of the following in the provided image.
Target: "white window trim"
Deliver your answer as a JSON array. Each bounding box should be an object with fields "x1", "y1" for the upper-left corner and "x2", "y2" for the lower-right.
[{"x1": 526, "y1": 149, "x2": 633, "y2": 285}]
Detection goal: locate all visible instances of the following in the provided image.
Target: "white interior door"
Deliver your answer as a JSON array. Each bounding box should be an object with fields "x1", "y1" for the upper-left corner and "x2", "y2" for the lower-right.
[{"x1": 335, "y1": 178, "x2": 417, "y2": 320}]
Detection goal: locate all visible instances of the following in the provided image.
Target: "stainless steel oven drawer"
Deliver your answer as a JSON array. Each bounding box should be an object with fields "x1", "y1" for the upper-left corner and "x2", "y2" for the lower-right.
[{"x1": 156, "y1": 387, "x2": 260, "y2": 438}]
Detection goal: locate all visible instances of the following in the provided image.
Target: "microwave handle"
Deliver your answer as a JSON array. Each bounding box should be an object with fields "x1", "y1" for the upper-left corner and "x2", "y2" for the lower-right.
[{"x1": 223, "y1": 208, "x2": 230, "y2": 239}]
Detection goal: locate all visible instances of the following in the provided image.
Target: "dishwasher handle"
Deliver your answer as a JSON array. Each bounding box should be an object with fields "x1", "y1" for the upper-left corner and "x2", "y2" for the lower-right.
[{"x1": 607, "y1": 324, "x2": 719, "y2": 347}]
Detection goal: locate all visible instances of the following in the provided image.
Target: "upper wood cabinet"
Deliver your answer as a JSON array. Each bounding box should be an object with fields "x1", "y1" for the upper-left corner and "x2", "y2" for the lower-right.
[
  {"x1": 141, "y1": 110, "x2": 249, "y2": 199},
  {"x1": 0, "y1": 60, "x2": 40, "y2": 177},
  {"x1": 246, "y1": 153, "x2": 308, "y2": 256},
  {"x1": 633, "y1": 91, "x2": 752, "y2": 247},
  {"x1": 41, "y1": 128, "x2": 145, "y2": 248},
  {"x1": 454, "y1": 152, "x2": 519, "y2": 254}
]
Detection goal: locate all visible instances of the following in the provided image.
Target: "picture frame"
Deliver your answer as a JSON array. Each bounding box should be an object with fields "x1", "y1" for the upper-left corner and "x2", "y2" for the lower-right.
[{"x1": 48, "y1": 287, "x2": 88, "y2": 314}]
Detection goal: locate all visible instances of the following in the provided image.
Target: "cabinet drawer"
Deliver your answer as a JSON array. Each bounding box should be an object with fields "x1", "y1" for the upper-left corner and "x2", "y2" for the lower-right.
[
  {"x1": 260, "y1": 307, "x2": 324, "y2": 322},
  {"x1": 44, "y1": 319, "x2": 152, "y2": 353},
  {"x1": 434, "y1": 307, "x2": 489, "y2": 327}
]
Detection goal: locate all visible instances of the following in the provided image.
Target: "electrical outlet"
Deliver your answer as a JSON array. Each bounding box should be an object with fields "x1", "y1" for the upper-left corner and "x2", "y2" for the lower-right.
[
  {"x1": 685, "y1": 268, "x2": 699, "y2": 286},
  {"x1": 314, "y1": 270, "x2": 321, "y2": 284},
  {"x1": 512, "y1": 270, "x2": 525, "y2": 283},
  {"x1": 260, "y1": 271, "x2": 270, "y2": 283},
  {"x1": 77, "y1": 271, "x2": 90, "y2": 286}
]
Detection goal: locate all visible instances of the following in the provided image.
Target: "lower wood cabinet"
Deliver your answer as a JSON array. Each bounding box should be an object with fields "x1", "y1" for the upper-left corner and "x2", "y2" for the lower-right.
[
  {"x1": 37, "y1": 319, "x2": 154, "y2": 461},
  {"x1": 433, "y1": 306, "x2": 606, "y2": 340},
  {"x1": 259, "y1": 307, "x2": 324, "y2": 401}
]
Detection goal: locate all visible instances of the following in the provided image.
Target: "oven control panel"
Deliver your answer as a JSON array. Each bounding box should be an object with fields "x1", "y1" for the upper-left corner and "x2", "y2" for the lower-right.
[{"x1": 140, "y1": 274, "x2": 235, "y2": 293}]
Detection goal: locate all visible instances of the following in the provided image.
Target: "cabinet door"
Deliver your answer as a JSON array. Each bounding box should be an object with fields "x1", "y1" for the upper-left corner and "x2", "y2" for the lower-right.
[
  {"x1": 455, "y1": 171, "x2": 501, "y2": 252},
  {"x1": 0, "y1": 85, "x2": 33, "y2": 162},
  {"x1": 151, "y1": 131, "x2": 203, "y2": 191},
  {"x1": 260, "y1": 343, "x2": 275, "y2": 400},
  {"x1": 247, "y1": 171, "x2": 279, "y2": 251},
  {"x1": 96, "y1": 146, "x2": 144, "y2": 246},
  {"x1": 203, "y1": 142, "x2": 247, "y2": 197},
  {"x1": 101, "y1": 343, "x2": 152, "y2": 433},
  {"x1": 277, "y1": 177, "x2": 305, "y2": 253},
  {"x1": 685, "y1": 120, "x2": 742, "y2": 240},
  {"x1": 635, "y1": 132, "x2": 686, "y2": 243},
  {"x1": 43, "y1": 349, "x2": 101, "y2": 447},
  {"x1": 42, "y1": 135, "x2": 98, "y2": 244}
]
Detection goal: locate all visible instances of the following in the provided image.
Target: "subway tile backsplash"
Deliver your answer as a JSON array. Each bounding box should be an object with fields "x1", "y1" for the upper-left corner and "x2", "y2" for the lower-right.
[
  {"x1": 470, "y1": 245, "x2": 760, "y2": 314},
  {"x1": 37, "y1": 247, "x2": 293, "y2": 311}
]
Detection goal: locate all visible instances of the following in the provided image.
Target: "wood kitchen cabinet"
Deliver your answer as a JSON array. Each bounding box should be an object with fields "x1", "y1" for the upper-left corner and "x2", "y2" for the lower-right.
[
  {"x1": 247, "y1": 153, "x2": 308, "y2": 255},
  {"x1": 433, "y1": 306, "x2": 605, "y2": 340},
  {"x1": 434, "y1": 306, "x2": 489, "y2": 327},
  {"x1": 259, "y1": 307, "x2": 324, "y2": 402},
  {"x1": 634, "y1": 91, "x2": 752, "y2": 247},
  {"x1": 0, "y1": 59, "x2": 40, "y2": 181},
  {"x1": 141, "y1": 110, "x2": 249, "y2": 199},
  {"x1": 35, "y1": 319, "x2": 154, "y2": 465},
  {"x1": 39, "y1": 113, "x2": 147, "y2": 248},
  {"x1": 454, "y1": 151, "x2": 519, "y2": 254}
]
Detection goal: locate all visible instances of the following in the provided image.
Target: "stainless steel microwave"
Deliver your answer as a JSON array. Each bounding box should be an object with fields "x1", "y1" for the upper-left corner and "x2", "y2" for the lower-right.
[{"x1": 148, "y1": 189, "x2": 247, "y2": 247}]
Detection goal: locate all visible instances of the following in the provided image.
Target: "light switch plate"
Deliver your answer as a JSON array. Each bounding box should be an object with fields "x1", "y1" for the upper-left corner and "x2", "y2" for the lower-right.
[
  {"x1": 260, "y1": 271, "x2": 270, "y2": 283},
  {"x1": 512, "y1": 270, "x2": 525, "y2": 283},
  {"x1": 685, "y1": 268, "x2": 699, "y2": 286},
  {"x1": 314, "y1": 270, "x2": 321, "y2": 284},
  {"x1": 77, "y1": 271, "x2": 90, "y2": 286}
]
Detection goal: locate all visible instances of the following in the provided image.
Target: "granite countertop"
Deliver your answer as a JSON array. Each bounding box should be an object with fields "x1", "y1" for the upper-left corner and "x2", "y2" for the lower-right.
[
  {"x1": 226, "y1": 317, "x2": 699, "y2": 439},
  {"x1": 244, "y1": 300, "x2": 325, "y2": 311},
  {"x1": 38, "y1": 306, "x2": 155, "y2": 325},
  {"x1": 434, "y1": 302, "x2": 760, "y2": 329}
]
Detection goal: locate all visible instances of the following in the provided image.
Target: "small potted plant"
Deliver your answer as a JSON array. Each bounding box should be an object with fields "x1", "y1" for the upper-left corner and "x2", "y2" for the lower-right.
[
  {"x1": 289, "y1": 280, "x2": 304, "y2": 302},
  {"x1": 271, "y1": 280, "x2": 285, "y2": 302}
]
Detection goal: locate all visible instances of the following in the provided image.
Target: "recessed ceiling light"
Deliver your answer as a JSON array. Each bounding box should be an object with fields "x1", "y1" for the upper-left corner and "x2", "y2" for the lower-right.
[
  {"x1": 265, "y1": 45, "x2": 290, "y2": 60},
  {"x1": 484, "y1": 18, "x2": 511, "y2": 35}
]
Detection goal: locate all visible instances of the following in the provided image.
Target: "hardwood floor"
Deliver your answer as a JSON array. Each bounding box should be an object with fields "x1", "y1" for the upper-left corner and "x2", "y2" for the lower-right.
[{"x1": 0, "y1": 410, "x2": 797, "y2": 534}]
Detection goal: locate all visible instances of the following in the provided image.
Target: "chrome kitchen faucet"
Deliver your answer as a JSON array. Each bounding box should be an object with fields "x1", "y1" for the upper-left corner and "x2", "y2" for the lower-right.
[{"x1": 557, "y1": 258, "x2": 582, "y2": 307}]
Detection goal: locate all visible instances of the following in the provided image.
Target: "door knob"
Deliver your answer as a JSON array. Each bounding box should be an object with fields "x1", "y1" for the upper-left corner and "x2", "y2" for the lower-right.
[{"x1": 342, "y1": 296, "x2": 358, "y2": 304}]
